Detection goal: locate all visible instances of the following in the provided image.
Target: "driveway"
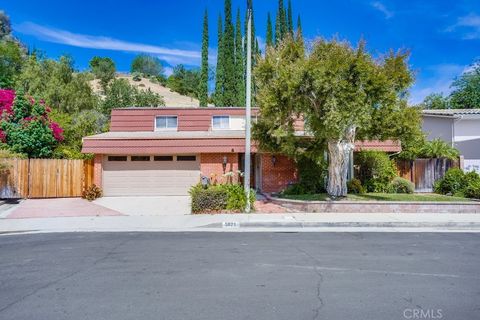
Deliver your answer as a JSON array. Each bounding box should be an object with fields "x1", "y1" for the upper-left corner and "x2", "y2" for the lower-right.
[{"x1": 94, "y1": 196, "x2": 191, "y2": 216}]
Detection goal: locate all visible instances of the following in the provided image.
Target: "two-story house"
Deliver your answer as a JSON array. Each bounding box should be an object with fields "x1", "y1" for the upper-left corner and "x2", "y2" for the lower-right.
[{"x1": 82, "y1": 107, "x2": 401, "y2": 197}]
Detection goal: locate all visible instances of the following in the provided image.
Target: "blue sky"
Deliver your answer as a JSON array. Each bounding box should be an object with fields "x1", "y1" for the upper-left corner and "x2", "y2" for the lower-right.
[{"x1": 2, "y1": 0, "x2": 480, "y2": 104}]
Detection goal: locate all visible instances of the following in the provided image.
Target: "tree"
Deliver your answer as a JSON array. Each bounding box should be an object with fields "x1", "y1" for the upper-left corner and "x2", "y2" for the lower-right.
[
  {"x1": 287, "y1": 0, "x2": 293, "y2": 35},
  {"x1": 16, "y1": 53, "x2": 99, "y2": 113},
  {"x1": 254, "y1": 37, "x2": 414, "y2": 197},
  {"x1": 222, "y1": 0, "x2": 236, "y2": 106},
  {"x1": 0, "y1": 89, "x2": 63, "y2": 158},
  {"x1": 266, "y1": 13, "x2": 273, "y2": 48},
  {"x1": 297, "y1": 15, "x2": 302, "y2": 37},
  {"x1": 214, "y1": 14, "x2": 225, "y2": 106},
  {"x1": 199, "y1": 9, "x2": 209, "y2": 107},
  {"x1": 235, "y1": 9, "x2": 245, "y2": 106},
  {"x1": 130, "y1": 55, "x2": 164, "y2": 77},
  {"x1": 0, "y1": 11, "x2": 12, "y2": 40},
  {"x1": 421, "y1": 93, "x2": 450, "y2": 110},
  {"x1": 275, "y1": 0, "x2": 285, "y2": 45},
  {"x1": 166, "y1": 64, "x2": 201, "y2": 97},
  {"x1": 0, "y1": 40, "x2": 24, "y2": 89},
  {"x1": 449, "y1": 61, "x2": 480, "y2": 109},
  {"x1": 89, "y1": 56, "x2": 116, "y2": 92}
]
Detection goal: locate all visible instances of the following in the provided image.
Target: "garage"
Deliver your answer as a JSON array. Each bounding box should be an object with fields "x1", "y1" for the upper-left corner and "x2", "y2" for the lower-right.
[{"x1": 102, "y1": 155, "x2": 200, "y2": 196}]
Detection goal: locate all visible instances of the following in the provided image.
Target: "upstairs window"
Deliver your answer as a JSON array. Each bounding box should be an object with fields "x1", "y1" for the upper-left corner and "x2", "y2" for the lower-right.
[
  {"x1": 155, "y1": 116, "x2": 178, "y2": 130},
  {"x1": 212, "y1": 116, "x2": 230, "y2": 130}
]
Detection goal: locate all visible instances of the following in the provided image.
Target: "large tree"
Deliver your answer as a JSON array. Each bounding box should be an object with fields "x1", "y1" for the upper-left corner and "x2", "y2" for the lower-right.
[
  {"x1": 274, "y1": 0, "x2": 285, "y2": 45},
  {"x1": 450, "y1": 61, "x2": 480, "y2": 109},
  {"x1": 199, "y1": 9, "x2": 209, "y2": 107},
  {"x1": 266, "y1": 13, "x2": 273, "y2": 48},
  {"x1": 287, "y1": 0, "x2": 293, "y2": 35},
  {"x1": 0, "y1": 11, "x2": 12, "y2": 40},
  {"x1": 235, "y1": 9, "x2": 245, "y2": 106},
  {"x1": 0, "y1": 40, "x2": 24, "y2": 89},
  {"x1": 214, "y1": 14, "x2": 224, "y2": 106},
  {"x1": 222, "y1": 0, "x2": 236, "y2": 106},
  {"x1": 130, "y1": 54, "x2": 164, "y2": 77},
  {"x1": 254, "y1": 37, "x2": 414, "y2": 197},
  {"x1": 89, "y1": 56, "x2": 116, "y2": 92}
]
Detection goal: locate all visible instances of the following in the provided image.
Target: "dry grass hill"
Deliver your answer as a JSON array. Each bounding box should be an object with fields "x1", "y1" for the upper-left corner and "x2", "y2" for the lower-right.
[{"x1": 90, "y1": 74, "x2": 213, "y2": 108}]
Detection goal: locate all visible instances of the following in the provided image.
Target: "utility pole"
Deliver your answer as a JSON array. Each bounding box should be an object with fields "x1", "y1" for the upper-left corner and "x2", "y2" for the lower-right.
[{"x1": 244, "y1": 8, "x2": 252, "y2": 213}]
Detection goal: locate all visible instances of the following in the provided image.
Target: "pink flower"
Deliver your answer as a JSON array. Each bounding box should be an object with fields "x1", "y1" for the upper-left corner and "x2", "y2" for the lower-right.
[
  {"x1": 0, "y1": 89, "x2": 15, "y2": 116},
  {"x1": 49, "y1": 121, "x2": 64, "y2": 142},
  {"x1": 0, "y1": 130, "x2": 6, "y2": 143}
]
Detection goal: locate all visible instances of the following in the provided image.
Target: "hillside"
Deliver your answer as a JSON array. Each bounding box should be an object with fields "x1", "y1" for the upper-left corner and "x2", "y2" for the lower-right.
[{"x1": 90, "y1": 74, "x2": 212, "y2": 108}]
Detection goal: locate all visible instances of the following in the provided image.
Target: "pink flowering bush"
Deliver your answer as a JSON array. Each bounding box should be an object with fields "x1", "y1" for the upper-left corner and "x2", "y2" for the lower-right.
[{"x1": 0, "y1": 89, "x2": 64, "y2": 158}]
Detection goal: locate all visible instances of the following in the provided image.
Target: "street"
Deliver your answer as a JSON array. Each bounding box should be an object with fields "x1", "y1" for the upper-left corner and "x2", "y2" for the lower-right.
[{"x1": 0, "y1": 232, "x2": 479, "y2": 320}]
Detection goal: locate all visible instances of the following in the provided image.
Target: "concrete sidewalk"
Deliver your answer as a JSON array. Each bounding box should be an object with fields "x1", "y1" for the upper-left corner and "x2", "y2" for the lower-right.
[{"x1": 1, "y1": 212, "x2": 480, "y2": 234}]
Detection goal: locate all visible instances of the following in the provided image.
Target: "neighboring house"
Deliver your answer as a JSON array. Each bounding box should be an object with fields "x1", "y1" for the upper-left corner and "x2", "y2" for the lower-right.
[
  {"x1": 82, "y1": 107, "x2": 401, "y2": 197},
  {"x1": 422, "y1": 109, "x2": 480, "y2": 173}
]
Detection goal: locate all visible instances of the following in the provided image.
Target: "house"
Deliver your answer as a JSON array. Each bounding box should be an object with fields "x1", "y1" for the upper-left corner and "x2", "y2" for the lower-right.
[
  {"x1": 422, "y1": 109, "x2": 480, "y2": 173},
  {"x1": 82, "y1": 107, "x2": 401, "y2": 197}
]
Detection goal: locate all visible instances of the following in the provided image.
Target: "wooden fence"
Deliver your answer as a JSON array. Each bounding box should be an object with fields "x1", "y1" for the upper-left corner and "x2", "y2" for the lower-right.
[
  {"x1": 396, "y1": 158, "x2": 458, "y2": 192},
  {"x1": 0, "y1": 159, "x2": 94, "y2": 199}
]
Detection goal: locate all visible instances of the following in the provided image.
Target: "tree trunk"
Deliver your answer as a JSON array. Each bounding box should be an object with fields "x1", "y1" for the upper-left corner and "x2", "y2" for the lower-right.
[{"x1": 327, "y1": 126, "x2": 356, "y2": 198}]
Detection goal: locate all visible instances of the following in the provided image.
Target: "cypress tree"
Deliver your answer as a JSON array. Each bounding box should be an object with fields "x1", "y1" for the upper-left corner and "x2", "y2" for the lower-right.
[
  {"x1": 199, "y1": 9, "x2": 209, "y2": 107},
  {"x1": 296, "y1": 15, "x2": 303, "y2": 39},
  {"x1": 287, "y1": 0, "x2": 293, "y2": 35},
  {"x1": 214, "y1": 13, "x2": 224, "y2": 106},
  {"x1": 275, "y1": 0, "x2": 285, "y2": 45},
  {"x1": 244, "y1": 0, "x2": 257, "y2": 66},
  {"x1": 266, "y1": 12, "x2": 273, "y2": 47},
  {"x1": 222, "y1": 0, "x2": 236, "y2": 106},
  {"x1": 234, "y1": 9, "x2": 245, "y2": 106}
]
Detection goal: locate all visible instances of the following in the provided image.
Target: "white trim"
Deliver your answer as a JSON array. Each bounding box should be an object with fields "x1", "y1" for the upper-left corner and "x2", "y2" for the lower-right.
[
  {"x1": 154, "y1": 115, "x2": 178, "y2": 131},
  {"x1": 211, "y1": 115, "x2": 230, "y2": 130}
]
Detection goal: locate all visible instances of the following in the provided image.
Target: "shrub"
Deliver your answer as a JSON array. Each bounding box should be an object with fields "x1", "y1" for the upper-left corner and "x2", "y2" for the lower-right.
[
  {"x1": 434, "y1": 168, "x2": 466, "y2": 195},
  {"x1": 419, "y1": 139, "x2": 460, "y2": 160},
  {"x1": 82, "y1": 184, "x2": 103, "y2": 201},
  {"x1": 464, "y1": 178, "x2": 480, "y2": 199},
  {"x1": 296, "y1": 157, "x2": 327, "y2": 193},
  {"x1": 347, "y1": 178, "x2": 365, "y2": 194},
  {"x1": 389, "y1": 177, "x2": 415, "y2": 194},
  {"x1": 281, "y1": 183, "x2": 307, "y2": 195},
  {"x1": 132, "y1": 72, "x2": 142, "y2": 81},
  {"x1": 189, "y1": 183, "x2": 255, "y2": 213},
  {"x1": 355, "y1": 151, "x2": 397, "y2": 192}
]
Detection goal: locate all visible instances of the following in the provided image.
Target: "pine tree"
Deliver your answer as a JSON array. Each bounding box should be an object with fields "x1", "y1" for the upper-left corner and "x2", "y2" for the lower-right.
[
  {"x1": 234, "y1": 9, "x2": 245, "y2": 106},
  {"x1": 222, "y1": 0, "x2": 236, "y2": 106},
  {"x1": 199, "y1": 9, "x2": 209, "y2": 107},
  {"x1": 296, "y1": 14, "x2": 303, "y2": 40},
  {"x1": 214, "y1": 13, "x2": 224, "y2": 106},
  {"x1": 275, "y1": 0, "x2": 285, "y2": 45},
  {"x1": 287, "y1": 0, "x2": 293, "y2": 35},
  {"x1": 266, "y1": 12, "x2": 273, "y2": 47}
]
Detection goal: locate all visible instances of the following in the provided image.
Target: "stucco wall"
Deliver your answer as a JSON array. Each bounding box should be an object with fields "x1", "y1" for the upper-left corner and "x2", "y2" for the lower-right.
[
  {"x1": 454, "y1": 119, "x2": 480, "y2": 159},
  {"x1": 422, "y1": 117, "x2": 453, "y2": 144}
]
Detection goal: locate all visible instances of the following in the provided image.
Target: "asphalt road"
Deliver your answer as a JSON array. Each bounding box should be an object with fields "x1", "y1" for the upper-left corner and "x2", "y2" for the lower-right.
[{"x1": 0, "y1": 232, "x2": 479, "y2": 320}]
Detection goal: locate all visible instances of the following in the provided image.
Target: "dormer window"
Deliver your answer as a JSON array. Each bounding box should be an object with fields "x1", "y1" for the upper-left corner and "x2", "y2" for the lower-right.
[
  {"x1": 212, "y1": 116, "x2": 230, "y2": 130},
  {"x1": 155, "y1": 116, "x2": 178, "y2": 131}
]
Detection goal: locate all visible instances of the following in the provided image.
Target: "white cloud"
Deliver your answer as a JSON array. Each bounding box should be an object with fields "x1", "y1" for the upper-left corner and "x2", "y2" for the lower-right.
[
  {"x1": 446, "y1": 13, "x2": 480, "y2": 40},
  {"x1": 370, "y1": 1, "x2": 394, "y2": 19},
  {"x1": 164, "y1": 67, "x2": 174, "y2": 77},
  {"x1": 14, "y1": 22, "x2": 204, "y2": 66},
  {"x1": 409, "y1": 64, "x2": 467, "y2": 105}
]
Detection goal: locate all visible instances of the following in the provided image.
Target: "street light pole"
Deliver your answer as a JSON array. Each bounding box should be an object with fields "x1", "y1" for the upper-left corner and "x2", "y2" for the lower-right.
[{"x1": 244, "y1": 8, "x2": 252, "y2": 213}]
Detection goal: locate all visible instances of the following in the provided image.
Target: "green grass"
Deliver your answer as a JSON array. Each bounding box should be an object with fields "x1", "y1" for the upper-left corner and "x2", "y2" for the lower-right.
[{"x1": 278, "y1": 193, "x2": 471, "y2": 202}]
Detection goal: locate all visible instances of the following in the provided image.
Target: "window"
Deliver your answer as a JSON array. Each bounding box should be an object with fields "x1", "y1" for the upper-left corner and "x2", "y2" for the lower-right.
[
  {"x1": 177, "y1": 155, "x2": 196, "y2": 161},
  {"x1": 108, "y1": 156, "x2": 127, "y2": 161},
  {"x1": 131, "y1": 156, "x2": 150, "y2": 161},
  {"x1": 154, "y1": 156, "x2": 173, "y2": 161},
  {"x1": 155, "y1": 116, "x2": 178, "y2": 130},
  {"x1": 212, "y1": 116, "x2": 230, "y2": 130}
]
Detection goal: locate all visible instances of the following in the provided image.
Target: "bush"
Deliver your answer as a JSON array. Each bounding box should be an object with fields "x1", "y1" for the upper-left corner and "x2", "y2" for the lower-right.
[
  {"x1": 297, "y1": 157, "x2": 327, "y2": 193},
  {"x1": 281, "y1": 183, "x2": 306, "y2": 195},
  {"x1": 82, "y1": 184, "x2": 103, "y2": 201},
  {"x1": 388, "y1": 177, "x2": 415, "y2": 194},
  {"x1": 356, "y1": 151, "x2": 397, "y2": 192},
  {"x1": 434, "y1": 168, "x2": 466, "y2": 195},
  {"x1": 189, "y1": 183, "x2": 255, "y2": 213},
  {"x1": 464, "y1": 178, "x2": 480, "y2": 199},
  {"x1": 132, "y1": 72, "x2": 142, "y2": 81},
  {"x1": 347, "y1": 178, "x2": 365, "y2": 194}
]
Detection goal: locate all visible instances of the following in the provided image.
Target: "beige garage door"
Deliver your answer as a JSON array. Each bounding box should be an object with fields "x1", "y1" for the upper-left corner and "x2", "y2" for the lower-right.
[{"x1": 102, "y1": 155, "x2": 200, "y2": 196}]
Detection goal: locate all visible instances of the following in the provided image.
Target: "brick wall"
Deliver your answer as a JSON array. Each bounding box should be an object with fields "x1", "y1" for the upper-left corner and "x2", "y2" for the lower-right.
[
  {"x1": 261, "y1": 154, "x2": 297, "y2": 193},
  {"x1": 200, "y1": 153, "x2": 240, "y2": 184},
  {"x1": 93, "y1": 154, "x2": 103, "y2": 187}
]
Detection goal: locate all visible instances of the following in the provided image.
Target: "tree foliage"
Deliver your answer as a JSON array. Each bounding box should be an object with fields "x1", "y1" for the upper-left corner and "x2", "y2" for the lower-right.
[
  {"x1": 166, "y1": 65, "x2": 201, "y2": 98},
  {"x1": 214, "y1": 14, "x2": 225, "y2": 106},
  {"x1": 254, "y1": 37, "x2": 416, "y2": 196},
  {"x1": 0, "y1": 11, "x2": 12, "y2": 40},
  {"x1": 222, "y1": 0, "x2": 236, "y2": 106},
  {"x1": 235, "y1": 9, "x2": 245, "y2": 106},
  {"x1": 199, "y1": 9, "x2": 209, "y2": 107},
  {"x1": 421, "y1": 93, "x2": 450, "y2": 110},
  {"x1": 450, "y1": 61, "x2": 480, "y2": 109},
  {"x1": 0, "y1": 40, "x2": 24, "y2": 89},
  {"x1": 266, "y1": 13, "x2": 273, "y2": 48},
  {"x1": 130, "y1": 54, "x2": 164, "y2": 77},
  {"x1": 89, "y1": 56, "x2": 116, "y2": 92}
]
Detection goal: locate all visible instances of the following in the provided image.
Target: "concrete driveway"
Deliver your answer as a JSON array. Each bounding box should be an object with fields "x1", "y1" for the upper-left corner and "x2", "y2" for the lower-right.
[{"x1": 94, "y1": 196, "x2": 191, "y2": 216}]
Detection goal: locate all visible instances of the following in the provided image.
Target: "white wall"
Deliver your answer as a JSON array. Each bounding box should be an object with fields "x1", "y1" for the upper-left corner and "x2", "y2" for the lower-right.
[
  {"x1": 454, "y1": 119, "x2": 480, "y2": 159},
  {"x1": 422, "y1": 117, "x2": 453, "y2": 144}
]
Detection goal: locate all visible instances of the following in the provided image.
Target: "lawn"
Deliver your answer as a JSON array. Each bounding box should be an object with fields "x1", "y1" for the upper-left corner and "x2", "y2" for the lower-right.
[{"x1": 278, "y1": 193, "x2": 471, "y2": 202}]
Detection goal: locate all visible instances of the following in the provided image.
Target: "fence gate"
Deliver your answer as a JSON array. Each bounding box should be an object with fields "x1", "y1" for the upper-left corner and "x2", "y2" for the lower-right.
[
  {"x1": 396, "y1": 158, "x2": 456, "y2": 193},
  {"x1": 0, "y1": 159, "x2": 94, "y2": 199}
]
